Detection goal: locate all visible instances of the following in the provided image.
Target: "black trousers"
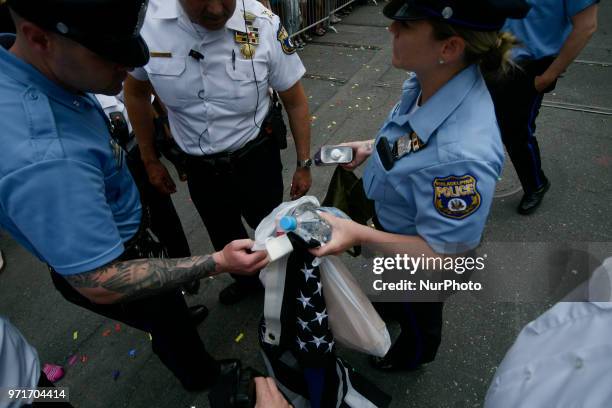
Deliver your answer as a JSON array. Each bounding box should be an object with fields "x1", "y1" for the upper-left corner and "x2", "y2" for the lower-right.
[
  {"x1": 49, "y1": 271, "x2": 218, "y2": 391},
  {"x1": 184, "y1": 135, "x2": 284, "y2": 287},
  {"x1": 126, "y1": 148, "x2": 191, "y2": 259},
  {"x1": 372, "y1": 216, "x2": 444, "y2": 367},
  {"x1": 486, "y1": 57, "x2": 557, "y2": 194}
]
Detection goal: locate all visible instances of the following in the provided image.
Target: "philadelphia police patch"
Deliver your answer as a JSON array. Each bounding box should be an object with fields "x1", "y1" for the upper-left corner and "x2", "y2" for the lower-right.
[
  {"x1": 277, "y1": 25, "x2": 296, "y2": 55},
  {"x1": 433, "y1": 175, "x2": 481, "y2": 219}
]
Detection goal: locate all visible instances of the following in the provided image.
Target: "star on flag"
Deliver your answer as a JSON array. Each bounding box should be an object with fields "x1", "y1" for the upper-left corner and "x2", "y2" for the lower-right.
[
  {"x1": 296, "y1": 337, "x2": 308, "y2": 351},
  {"x1": 297, "y1": 291, "x2": 313, "y2": 309},
  {"x1": 314, "y1": 281, "x2": 323, "y2": 296},
  {"x1": 301, "y1": 265, "x2": 316, "y2": 282},
  {"x1": 326, "y1": 340, "x2": 335, "y2": 353},
  {"x1": 311, "y1": 309, "x2": 328, "y2": 325},
  {"x1": 309, "y1": 335, "x2": 328, "y2": 349},
  {"x1": 297, "y1": 317, "x2": 311, "y2": 331}
]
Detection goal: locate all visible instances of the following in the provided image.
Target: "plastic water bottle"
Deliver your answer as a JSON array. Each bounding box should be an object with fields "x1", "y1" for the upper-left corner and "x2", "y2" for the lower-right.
[
  {"x1": 278, "y1": 203, "x2": 349, "y2": 247},
  {"x1": 279, "y1": 203, "x2": 332, "y2": 246}
]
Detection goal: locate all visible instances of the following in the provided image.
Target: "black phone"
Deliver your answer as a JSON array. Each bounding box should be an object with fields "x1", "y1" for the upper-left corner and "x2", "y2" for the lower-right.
[{"x1": 376, "y1": 137, "x2": 395, "y2": 171}]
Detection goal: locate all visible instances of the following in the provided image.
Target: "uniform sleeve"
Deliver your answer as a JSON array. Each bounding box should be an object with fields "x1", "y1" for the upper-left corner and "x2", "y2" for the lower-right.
[
  {"x1": 0, "y1": 159, "x2": 125, "y2": 275},
  {"x1": 405, "y1": 160, "x2": 498, "y2": 254},
  {"x1": 566, "y1": 0, "x2": 599, "y2": 18},
  {"x1": 266, "y1": 16, "x2": 306, "y2": 92},
  {"x1": 128, "y1": 67, "x2": 150, "y2": 82}
]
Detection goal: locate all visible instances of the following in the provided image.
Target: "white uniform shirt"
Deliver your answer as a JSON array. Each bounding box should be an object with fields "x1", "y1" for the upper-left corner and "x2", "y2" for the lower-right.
[
  {"x1": 130, "y1": 0, "x2": 305, "y2": 155},
  {"x1": 485, "y1": 258, "x2": 612, "y2": 407},
  {"x1": 0, "y1": 317, "x2": 40, "y2": 408}
]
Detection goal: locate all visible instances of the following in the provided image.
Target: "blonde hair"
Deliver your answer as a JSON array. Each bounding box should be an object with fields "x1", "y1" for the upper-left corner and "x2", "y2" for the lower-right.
[{"x1": 429, "y1": 20, "x2": 519, "y2": 78}]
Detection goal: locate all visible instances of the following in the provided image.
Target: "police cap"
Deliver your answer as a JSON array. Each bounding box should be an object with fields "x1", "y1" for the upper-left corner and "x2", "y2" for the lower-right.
[
  {"x1": 383, "y1": 0, "x2": 531, "y2": 31},
  {"x1": 6, "y1": 0, "x2": 150, "y2": 67}
]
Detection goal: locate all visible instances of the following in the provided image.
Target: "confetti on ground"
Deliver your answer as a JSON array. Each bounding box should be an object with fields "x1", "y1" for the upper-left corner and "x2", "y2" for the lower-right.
[
  {"x1": 81, "y1": 355, "x2": 88, "y2": 363},
  {"x1": 332, "y1": 121, "x2": 337, "y2": 125},
  {"x1": 148, "y1": 333, "x2": 153, "y2": 341},
  {"x1": 72, "y1": 331, "x2": 78, "y2": 340},
  {"x1": 114, "y1": 323, "x2": 121, "y2": 332},
  {"x1": 43, "y1": 364, "x2": 65, "y2": 382},
  {"x1": 129, "y1": 349, "x2": 137, "y2": 358},
  {"x1": 112, "y1": 370, "x2": 121, "y2": 381},
  {"x1": 235, "y1": 333, "x2": 245, "y2": 343},
  {"x1": 102, "y1": 329, "x2": 112, "y2": 337},
  {"x1": 68, "y1": 355, "x2": 78, "y2": 366}
]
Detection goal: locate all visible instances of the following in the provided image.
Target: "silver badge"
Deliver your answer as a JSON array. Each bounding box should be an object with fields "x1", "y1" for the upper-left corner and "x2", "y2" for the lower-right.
[{"x1": 395, "y1": 134, "x2": 413, "y2": 158}]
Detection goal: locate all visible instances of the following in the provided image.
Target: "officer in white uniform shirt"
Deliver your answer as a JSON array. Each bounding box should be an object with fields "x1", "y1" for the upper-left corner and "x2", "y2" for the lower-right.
[
  {"x1": 485, "y1": 257, "x2": 612, "y2": 407},
  {"x1": 125, "y1": 0, "x2": 312, "y2": 305}
]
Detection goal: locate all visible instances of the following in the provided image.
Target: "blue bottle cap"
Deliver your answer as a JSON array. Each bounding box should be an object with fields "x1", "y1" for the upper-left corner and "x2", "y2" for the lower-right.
[{"x1": 279, "y1": 216, "x2": 297, "y2": 232}]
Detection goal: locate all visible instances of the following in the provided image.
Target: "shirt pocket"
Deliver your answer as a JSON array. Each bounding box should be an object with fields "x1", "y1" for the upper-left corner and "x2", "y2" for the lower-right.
[
  {"x1": 224, "y1": 59, "x2": 269, "y2": 113},
  {"x1": 363, "y1": 153, "x2": 405, "y2": 204},
  {"x1": 145, "y1": 57, "x2": 198, "y2": 108}
]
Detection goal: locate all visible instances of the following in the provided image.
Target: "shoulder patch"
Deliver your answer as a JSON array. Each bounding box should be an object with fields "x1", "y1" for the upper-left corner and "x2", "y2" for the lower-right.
[
  {"x1": 277, "y1": 25, "x2": 297, "y2": 55},
  {"x1": 433, "y1": 175, "x2": 481, "y2": 219}
]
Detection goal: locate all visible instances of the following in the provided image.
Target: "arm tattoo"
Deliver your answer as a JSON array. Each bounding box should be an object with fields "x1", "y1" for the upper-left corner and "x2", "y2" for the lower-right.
[{"x1": 65, "y1": 255, "x2": 217, "y2": 302}]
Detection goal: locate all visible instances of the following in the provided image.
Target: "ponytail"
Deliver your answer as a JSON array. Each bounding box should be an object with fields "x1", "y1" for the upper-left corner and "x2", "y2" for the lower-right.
[{"x1": 429, "y1": 20, "x2": 519, "y2": 78}]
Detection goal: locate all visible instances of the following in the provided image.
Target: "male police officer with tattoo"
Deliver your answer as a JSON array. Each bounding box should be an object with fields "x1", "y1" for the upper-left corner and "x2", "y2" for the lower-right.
[
  {"x1": 124, "y1": 0, "x2": 312, "y2": 305},
  {"x1": 0, "y1": 0, "x2": 268, "y2": 391}
]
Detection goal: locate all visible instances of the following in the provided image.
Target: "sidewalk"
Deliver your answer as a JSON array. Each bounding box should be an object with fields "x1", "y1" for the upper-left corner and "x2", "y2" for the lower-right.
[{"x1": 0, "y1": 2, "x2": 610, "y2": 407}]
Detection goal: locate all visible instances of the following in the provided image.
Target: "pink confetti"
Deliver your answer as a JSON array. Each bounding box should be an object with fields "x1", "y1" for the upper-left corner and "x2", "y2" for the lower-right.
[
  {"x1": 42, "y1": 364, "x2": 64, "y2": 382},
  {"x1": 81, "y1": 355, "x2": 88, "y2": 363},
  {"x1": 68, "y1": 355, "x2": 78, "y2": 366},
  {"x1": 114, "y1": 323, "x2": 121, "y2": 332},
  {"x1": 102, "y1": 329, "x2": 112, "y2": 337}
]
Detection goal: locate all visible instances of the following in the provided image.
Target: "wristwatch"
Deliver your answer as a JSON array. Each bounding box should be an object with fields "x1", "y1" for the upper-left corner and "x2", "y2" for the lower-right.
[{"x1": 297, "y1": 158, "x2": 313, "y2": 169}]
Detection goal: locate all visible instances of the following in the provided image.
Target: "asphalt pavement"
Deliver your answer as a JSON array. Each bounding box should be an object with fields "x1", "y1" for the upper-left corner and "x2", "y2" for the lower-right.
[{"x1": 1, "y1": 2, "x2": 611, "y2": 407}]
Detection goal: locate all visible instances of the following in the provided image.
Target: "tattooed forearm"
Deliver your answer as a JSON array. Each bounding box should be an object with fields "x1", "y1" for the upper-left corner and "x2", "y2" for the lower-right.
[{"x1": 65, "y1": 255, "x2": 217, "y2": 303}]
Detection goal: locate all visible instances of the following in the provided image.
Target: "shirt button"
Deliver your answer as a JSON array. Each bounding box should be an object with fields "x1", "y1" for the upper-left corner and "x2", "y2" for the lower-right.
[
  {"x1": 28, "y1": 91, "x2": 38, "y2": 100},
  {"x1": 73, "y1": 100, "x2": 80, "y2": 107},
  {"x1": 524, "y1": 370, "x2": 531, "y2": 381},
  {"x1": 198, "y1": 90, "x2": 205, "y2": 99},
  {"x1": 575, "y1": 357, "x2": 583, "y2": 369}
]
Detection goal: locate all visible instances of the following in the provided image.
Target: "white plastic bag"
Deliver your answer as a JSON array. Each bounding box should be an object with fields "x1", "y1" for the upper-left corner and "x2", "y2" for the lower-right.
[
  {"x1": 320, "y1": 257, "x2": 391, "y2": 357},
  {"x1": 254, "y1": 196, "x2": 391, "y2": 357}
]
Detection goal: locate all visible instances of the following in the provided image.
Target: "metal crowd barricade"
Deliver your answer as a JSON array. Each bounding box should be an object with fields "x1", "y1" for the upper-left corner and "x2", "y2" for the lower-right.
[{"x1": 268, "y1": 0, "x2": 369, "y2": 39}]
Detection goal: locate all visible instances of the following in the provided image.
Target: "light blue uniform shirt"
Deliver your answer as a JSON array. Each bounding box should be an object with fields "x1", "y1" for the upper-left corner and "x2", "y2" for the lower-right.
[
  {"x1": 504, "y1": 0, "x2": 599, "y2": 61},
  {"x1": 363, "y1": 65, "x2": 504, "y2": 254},
  {"x1": 0, "y1": 34, "x2": 141, "y2": 275}
]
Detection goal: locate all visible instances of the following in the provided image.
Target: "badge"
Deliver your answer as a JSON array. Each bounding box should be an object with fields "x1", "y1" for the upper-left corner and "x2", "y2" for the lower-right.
[
  {"x1": 262, "y1": 9, "x2": 275, "y2": 18},
  {"x1": 109, "y1": 138, "x2": 124, "y2": 169},
  {"x1": 433, "y1": 175, "x2": 481, "y2": 219},
  {"x1": 277, "y1": 25, "x2": 297, "y2": 55},
  {"x1": 240, "y1": 43, "x2": 256, "y2": 59}
]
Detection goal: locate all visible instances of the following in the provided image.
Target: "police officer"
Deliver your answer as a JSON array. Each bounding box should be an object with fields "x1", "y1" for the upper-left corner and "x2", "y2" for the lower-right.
[
  {"x1": 0, "y1": 0, "x2": 268, "y2": 392},
  {"x1": 487, "y1": 0, "x2": 599, "y2": 215},
  {"x1": 311, "y1": 0, "x2": 529, "y2": 371},
  {"x1": 124, "y1": 0, "x2": 312, "y2": 305},
  {"x1": 96, "y1": 92, "x2": 208, "y2": 320}
]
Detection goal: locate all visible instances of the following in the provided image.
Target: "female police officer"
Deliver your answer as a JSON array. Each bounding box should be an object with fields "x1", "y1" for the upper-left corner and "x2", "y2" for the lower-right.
[{"x1": 311, "y1": 0, "x2": 529, "y2": 371}]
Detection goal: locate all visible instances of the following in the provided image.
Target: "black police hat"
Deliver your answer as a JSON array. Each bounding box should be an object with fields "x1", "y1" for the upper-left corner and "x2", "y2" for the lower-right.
[
  {"x1": 383, "y1": 0, "x2": 531, "y2": 31},
  {"x1": 6, "y1": 0, "x2": 150, "y2": 67}
]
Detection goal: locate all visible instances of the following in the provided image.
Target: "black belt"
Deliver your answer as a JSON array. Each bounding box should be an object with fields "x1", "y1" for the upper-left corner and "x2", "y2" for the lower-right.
[{"x1": 184, "y1": 129, "x2": 274, "y2": 168}]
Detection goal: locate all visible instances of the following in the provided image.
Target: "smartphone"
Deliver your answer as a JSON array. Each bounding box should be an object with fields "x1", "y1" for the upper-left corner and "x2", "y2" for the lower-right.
[{"x1": 314, "y1": 145, "x2": 354, "y2": 166}]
